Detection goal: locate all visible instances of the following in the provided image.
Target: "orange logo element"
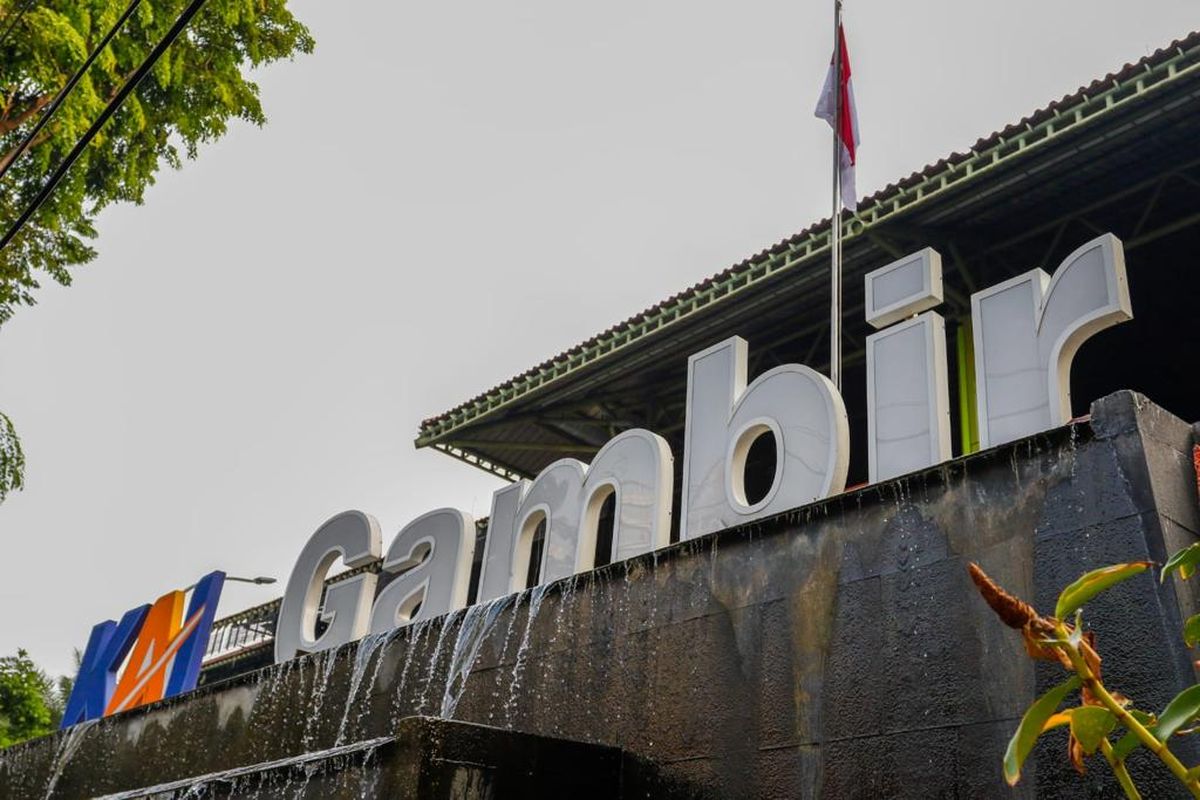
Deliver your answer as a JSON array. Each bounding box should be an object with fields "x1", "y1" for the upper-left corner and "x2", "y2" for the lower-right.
[{"x1": 105, "y1": 590, "x2": 205, "y2": 715}]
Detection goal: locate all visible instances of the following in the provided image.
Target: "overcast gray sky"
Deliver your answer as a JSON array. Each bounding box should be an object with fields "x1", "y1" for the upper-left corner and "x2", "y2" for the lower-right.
[{"x1": 1, "y1": 1, "x2": 1195, "y2": 678}]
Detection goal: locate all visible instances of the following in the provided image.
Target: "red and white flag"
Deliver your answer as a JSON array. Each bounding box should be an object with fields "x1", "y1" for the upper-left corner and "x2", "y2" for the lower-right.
[{"x1": 814, "y1": 24, "x2": 860, "y2": 210}]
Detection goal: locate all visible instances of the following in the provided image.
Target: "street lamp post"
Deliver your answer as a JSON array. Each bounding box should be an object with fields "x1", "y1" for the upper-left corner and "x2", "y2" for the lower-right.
[
  {"x1": 225, "y1": 575, "x2": 277, "y2": 586},
  {"x1": 183, "y1": 574, "x2": 276, "y2": 592}
]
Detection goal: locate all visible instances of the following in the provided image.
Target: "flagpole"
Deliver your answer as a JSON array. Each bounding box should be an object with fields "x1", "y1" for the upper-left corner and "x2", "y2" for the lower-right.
[{"x1": 829, "y1": 0, "x2": 843, "y2": 392}]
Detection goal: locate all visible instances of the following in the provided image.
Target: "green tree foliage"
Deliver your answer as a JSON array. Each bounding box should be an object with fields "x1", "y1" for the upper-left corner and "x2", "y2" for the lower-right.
[
  {"x1": 0, "y1": 411, "x2": 23, "y2": 502},
  {"x1": 0, "y1": 649, "x2": 62, "y2": 748},
  {"x1": 0, "y1": 0, "x2": 314, "y2": 321},
  {"x1": 0, "y1": 0, "x2": 314, "y2": 501}
]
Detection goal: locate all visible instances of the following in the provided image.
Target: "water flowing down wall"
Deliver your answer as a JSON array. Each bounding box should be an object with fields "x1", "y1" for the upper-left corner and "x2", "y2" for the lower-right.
[
  {"x1": 83, "y1": 717, "x2": 670, "y2": 799},
  {"x1": 2, "y1": 391, "x2": 1198, "y2": 799}
]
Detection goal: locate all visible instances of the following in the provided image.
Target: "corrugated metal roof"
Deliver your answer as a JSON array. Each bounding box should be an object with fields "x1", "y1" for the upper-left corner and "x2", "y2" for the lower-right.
[{"x1": 417, "y1": 30, "x2": 1200, "y2": 453}]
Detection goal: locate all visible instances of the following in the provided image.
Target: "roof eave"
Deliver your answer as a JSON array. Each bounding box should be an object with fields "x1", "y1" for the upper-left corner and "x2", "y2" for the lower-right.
[{"x1": 415, "y1": 34, "x2": 1200, "y2": 458}]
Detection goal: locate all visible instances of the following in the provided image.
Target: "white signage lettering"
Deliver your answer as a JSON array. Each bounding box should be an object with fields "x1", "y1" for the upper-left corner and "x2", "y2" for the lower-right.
[
  {"x1": 680, "y1": 336, "x2": 849, "y2": 541},
  {"x1": 865, "y1": 248, "x2": 952, "y2": 482},
  {"x1": 273, "y1": 233, "x2": 1132, "y2": 664},
  {"x1": 971, "y1": 233, "x2": 1131, "y2": 448},
  {"x1": 275, "y1": 511, "x2": 381, "y2": 663},
  {"x1": 476, "y1": 429, "x2": 673, "y2": 601},
  {"x1": 369, "y1": 508, "x2": 476, "y2": 633}
]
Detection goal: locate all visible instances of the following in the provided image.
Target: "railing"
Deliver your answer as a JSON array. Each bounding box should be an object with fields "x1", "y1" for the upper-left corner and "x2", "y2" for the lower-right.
[
  {"x1": 202, "y1": 559, "x2": 383, "y2": 665},
  {"x1": 202, "y1": 597, "x2": 279, "y2": 663},
  {"x1": 203, "y1": 522, "x2": 489, "y2": 669}
]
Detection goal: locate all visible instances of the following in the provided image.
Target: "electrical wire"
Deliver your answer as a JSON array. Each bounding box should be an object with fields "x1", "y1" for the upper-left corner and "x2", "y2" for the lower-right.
[
  {"x1": 0, "y1": 0, "x2": 211, "y2": 254},
  {"x1": 0, "y1": 0, "x2": 145, "y2": 184}
]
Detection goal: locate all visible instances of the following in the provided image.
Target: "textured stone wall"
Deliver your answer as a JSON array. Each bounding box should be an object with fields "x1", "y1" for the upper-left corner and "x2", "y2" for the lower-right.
[
  {"x1": 83, "y1": 718, "x2": 669, "y2": 799},
  {"x1": 2, "y1": 391, "x2": 1197, "y2": 799}
]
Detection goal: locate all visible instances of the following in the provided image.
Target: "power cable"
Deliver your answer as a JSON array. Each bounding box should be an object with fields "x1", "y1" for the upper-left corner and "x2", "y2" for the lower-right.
[
  {"x1": 0, "y1": 0, "x2": 211, "y2": 254},
  {"x1": 0, "y1": 0, "x2": 145, "y2": 184}
]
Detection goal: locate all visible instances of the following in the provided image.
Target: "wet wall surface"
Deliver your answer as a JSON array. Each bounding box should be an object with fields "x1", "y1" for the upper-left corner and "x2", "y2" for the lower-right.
[
  {"x1": 2, "y1": 391, "x2": 1197, "y2": 799},
  {"x1": 84, "y1": 717, "x2": 669, "y2": 799}
]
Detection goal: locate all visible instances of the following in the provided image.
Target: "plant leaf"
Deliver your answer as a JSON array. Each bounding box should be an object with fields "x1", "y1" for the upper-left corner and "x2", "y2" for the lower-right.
[
  {"x1": 1004, "y1": 676, "x2": 1081, "y2": 786},
  {"x1": 1156, "y1": 685, "x2": 1200, "y2": 742},
  {"x1": 1111, "y1": 710, "x2": 1156, "y2": 761},
  {"x1": 1184, "y1": 615, "x2": 1200, "y2": 648},
  {"x1": 1067, "y1": 610, "x2": 1084, "y2": 646},
  {"x1": 1163, "y1": 544, "x2": 1200, "y2": 583},
  {"x1": 1071, "y1": 706, "x2": 1117, "y2": 754},
  {"x1": 1055, "y1": 563, "x2": 1153, "y2": 619},
  {"x1": 1042, "y1": 710, "x2": 1074, "y2": 732}
]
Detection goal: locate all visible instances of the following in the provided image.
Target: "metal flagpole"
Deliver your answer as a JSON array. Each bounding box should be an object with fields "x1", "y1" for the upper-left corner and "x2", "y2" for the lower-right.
[{"x1": 829, "y1": 0, "x2": 843, "y2": 391}]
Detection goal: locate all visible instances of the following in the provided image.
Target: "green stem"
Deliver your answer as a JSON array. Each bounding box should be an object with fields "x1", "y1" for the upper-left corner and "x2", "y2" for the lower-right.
[
  {"x1": 1054, "y1": 623, "x2": 1200, "y2": 798},
  {"x1": 1100, "y1": 738, "x2": 1142, "y2": 800}
]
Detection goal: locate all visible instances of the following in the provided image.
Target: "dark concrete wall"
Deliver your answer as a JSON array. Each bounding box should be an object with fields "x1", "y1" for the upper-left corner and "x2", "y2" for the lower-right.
[
  {"x1": 2, "y1": 390, "x2": 1197, "y2": 799},
  {"x1": 90, "y1": 718, "x2": 672, "y2": 799}
]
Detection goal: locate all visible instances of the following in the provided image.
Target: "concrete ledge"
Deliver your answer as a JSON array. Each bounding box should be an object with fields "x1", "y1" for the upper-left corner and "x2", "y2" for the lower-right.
[
  {"x1": 91, "y1": 717, "x2": 678, "y2": 800},
  {"x1": 2, "y1": 391, "x2": 1197, "y2": 798}
]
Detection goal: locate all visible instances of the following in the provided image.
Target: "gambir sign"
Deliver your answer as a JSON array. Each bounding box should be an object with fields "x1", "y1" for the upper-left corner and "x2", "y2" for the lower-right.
[{"x1": 272, "y1": 233, "x2": 1130, "y2": 664}]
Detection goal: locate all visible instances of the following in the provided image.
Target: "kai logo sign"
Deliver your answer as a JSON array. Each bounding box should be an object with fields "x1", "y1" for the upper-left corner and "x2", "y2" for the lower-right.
[
  {"x1": 272, "y1": 233, "x2": 1133, "y2": 665},
  {"x1": 61, "y1": 572, "x2": 225, "y2": 727}
]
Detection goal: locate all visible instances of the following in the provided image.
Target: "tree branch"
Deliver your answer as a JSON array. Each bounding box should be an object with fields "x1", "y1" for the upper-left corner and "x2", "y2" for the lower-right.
[
  {"x1": 0, "y1": 128, "x2": 49, "y2": 173},
  {"x1": 0, "y1": 94, "x2": 50, "y2": 134}
]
